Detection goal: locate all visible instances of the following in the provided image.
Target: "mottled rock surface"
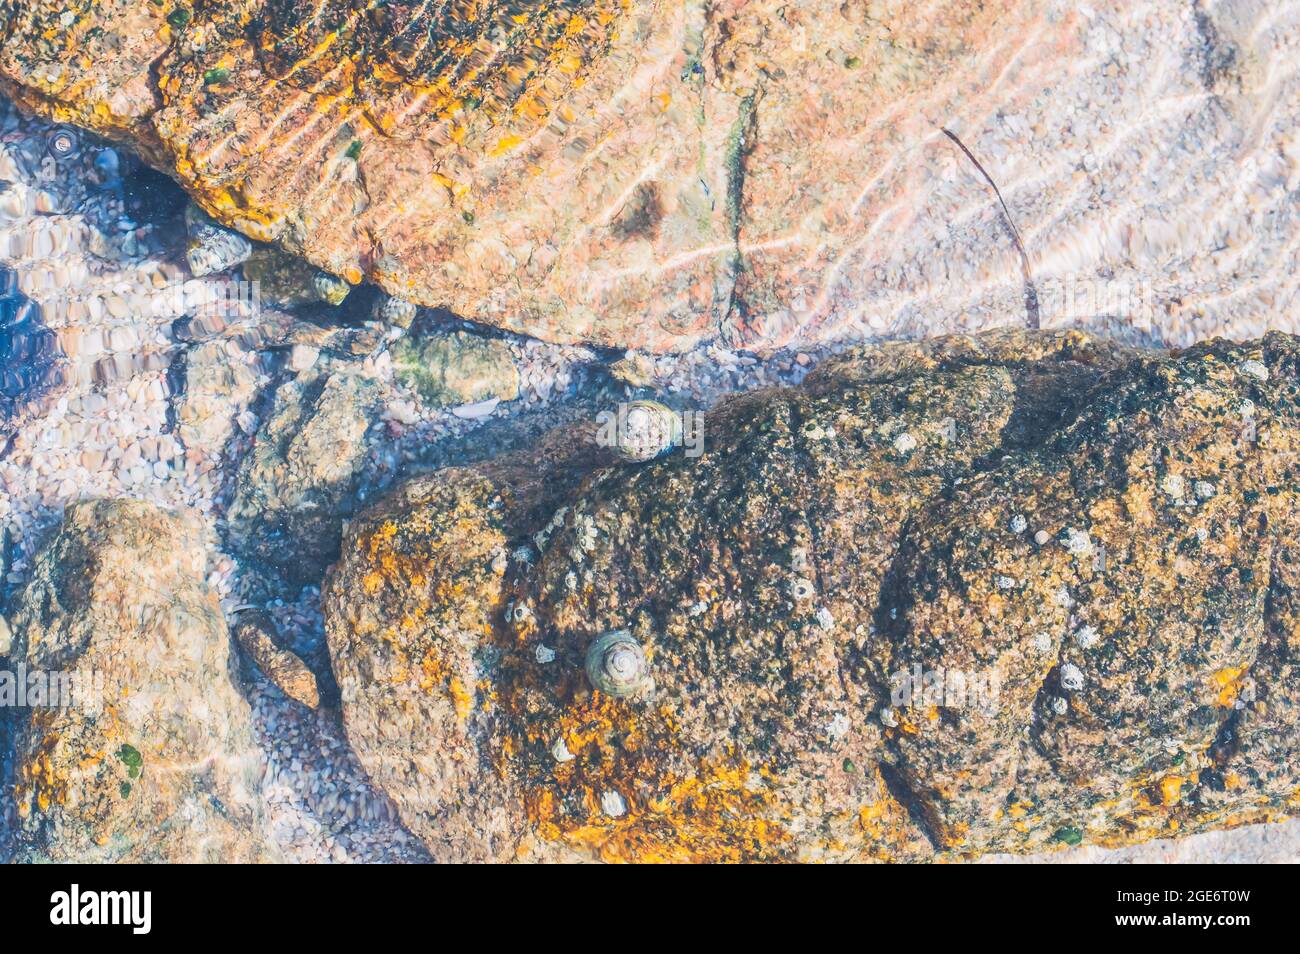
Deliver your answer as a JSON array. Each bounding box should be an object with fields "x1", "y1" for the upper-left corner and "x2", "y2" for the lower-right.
[
  {"x1": 324, "y1": 329, "x2": 1300, "y2": 861},
  {"x1": 3, "y1": 499, "x2": 271, "y2": 862},
  {"x1": 392, "y1": 331, "x2": 520, "y2": 407},
  {"x1": 234, "y1": 611, "x2": 320, "y2": 710},
  {"x1": 5, "y1": 2, "x2": 1292, "y2": 351},
  {"x1": 175, "y1": 339, "x2": 259, "y2": 455},
  {"x1": 225, "y1": 369, "x2": 379, "y2": 588}
]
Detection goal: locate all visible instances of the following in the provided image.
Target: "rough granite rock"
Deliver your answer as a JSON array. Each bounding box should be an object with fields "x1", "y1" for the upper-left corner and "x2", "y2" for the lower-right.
[
  {"x1": 225, "y1": 368, "x2": 380, "y2": 588},
  {"x1": 324, "y1": 329, "x2": 1300, "y2": 861},
  {"x1": 175, "y1": 339, "x2": 259, "y2": 456},
  {"x1": 3, "y1": 499, "x2": 271, "y2": 862},
  {"x1": 0, "y1": 0, "x2": 1212, "y2": 352}
]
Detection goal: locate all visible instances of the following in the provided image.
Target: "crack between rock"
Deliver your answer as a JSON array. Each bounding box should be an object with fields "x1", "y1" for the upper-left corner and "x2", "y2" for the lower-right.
[{"x1": 720, "y1": 88, "x2": 759, "y2": 344}]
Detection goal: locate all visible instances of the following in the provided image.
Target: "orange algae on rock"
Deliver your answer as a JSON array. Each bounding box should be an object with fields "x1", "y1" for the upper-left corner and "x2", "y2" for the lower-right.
[
  {"x1": 321, "y1": 331, "x2": 1300, "y2": 861},
  {"x1": 517, "y1": 690, "x2": 792, "y2": 863}
]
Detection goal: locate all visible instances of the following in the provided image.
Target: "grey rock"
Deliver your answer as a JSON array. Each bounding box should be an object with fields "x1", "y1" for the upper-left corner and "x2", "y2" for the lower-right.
[{"x1": 225, "y1": 370, "x2": 379, "y2": 588}]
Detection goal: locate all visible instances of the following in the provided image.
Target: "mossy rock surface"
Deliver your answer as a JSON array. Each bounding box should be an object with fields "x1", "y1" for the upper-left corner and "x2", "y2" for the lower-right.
[{"x1": 393, "y1": 331, "x2": 520, "y2": 407}]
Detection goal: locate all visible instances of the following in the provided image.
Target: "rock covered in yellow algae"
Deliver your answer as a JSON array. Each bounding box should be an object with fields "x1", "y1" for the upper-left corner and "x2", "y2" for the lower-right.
[
  {"x1": 322, "y1": 329, "x2": 1300, "y2": 861},
  {"x1": 4, "y1": 500, "x2": 273, "y2": 862}
]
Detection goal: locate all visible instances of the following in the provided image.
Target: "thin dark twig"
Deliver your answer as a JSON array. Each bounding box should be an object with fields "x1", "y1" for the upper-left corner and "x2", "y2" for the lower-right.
[{"x1": 941, "y1": 128, "x2": 1040, "y2": 330}]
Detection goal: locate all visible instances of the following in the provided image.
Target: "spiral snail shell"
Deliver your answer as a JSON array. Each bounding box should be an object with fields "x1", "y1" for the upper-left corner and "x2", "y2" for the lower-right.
[
  {"x1": 373, "y1": 293, "x2": 418, "y2": 328},
  {"x1": 312, "y1": 269, "x2": 351, "y2": 306},
  {"x1": 185, "y1": 204, "x2": 253, "y2": 277},
  {"x1": 615, "y1": 400, "x2": 681, "y2": 463},
  {"x1": 584, "y1": 630, "x2": 652, "y2": 698},
  {"x1": 46, "y1": 127, "x2": 80, "y2": 160}
]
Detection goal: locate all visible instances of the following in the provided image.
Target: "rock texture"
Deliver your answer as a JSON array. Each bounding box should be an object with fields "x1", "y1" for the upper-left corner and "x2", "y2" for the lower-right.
[
  {"x1": 324, "y1": 329, "x2": 1300, "y2": 861},
  {"x1": 225, "y1": 368, "x2": 379, "y2": 588},
  {"x1": 234, "y1": 610, "x2": 320, "y2": 710},
  {"x1": 5, "y1": 2, "x2": 1293, "y2": 351},
  {"x1": 175, "y1": 339, "x2": 259, "y2": 456},
  {"x1": 392, "y1": 330, "x2": 520, "y2": 407},
  {"x1": 3, "y1": 499, "x2": 271, "y2": 862}
]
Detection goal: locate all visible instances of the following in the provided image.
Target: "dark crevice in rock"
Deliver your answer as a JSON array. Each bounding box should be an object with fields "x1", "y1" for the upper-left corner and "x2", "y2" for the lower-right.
[
  {"x1": 876, "y1": 758, "x2": 941, "y2": 853},
  {"x1": 720, "y1": 88, "x2": 759, "y2": 343},
  {"x1": 1191, "y1": 0, "x2": 1239, "y2": 92}
]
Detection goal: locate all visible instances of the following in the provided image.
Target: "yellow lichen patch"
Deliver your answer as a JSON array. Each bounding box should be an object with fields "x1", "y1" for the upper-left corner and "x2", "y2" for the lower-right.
[
  {"x1": 1158, "y1": 774, "x2": 1186, "y2": 807},
  {"x1": 14, "y1": 710, "x2": 69, "y2": 818},
  {"x1": 345, "y1": 476, "x2": 507, "y2": 724},
  {"x1": 490, "y1": 133, "x2": 524, "y2": 157},
  {"x1": 449, "y1": 677, "x2": 472, "y2": 722},
  {"x1": 857, "y1": 800, "x2": 888, "y2": 834},
  {"x1": 1212, "y1": 665, "x2": 1248, "y2": 707},
  {"x1": 1006, "y1": 799, "x2": 1034, "y2": 819},
  {"x1": 534, "y1": 759, "x2": 790, "y2": 863},
  {"x1": 520, "y1": 695, "x2": 789, "y2": 862}
]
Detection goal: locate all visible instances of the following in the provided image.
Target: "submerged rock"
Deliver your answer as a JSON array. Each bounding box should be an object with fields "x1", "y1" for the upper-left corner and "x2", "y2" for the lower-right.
[
  {"x1": 226, "y1": 370, "x2": 380, "y2": 589},
  {"x1": 325, "y1": 475, "x2": 523, "y2": 861},
  {"x1": 6, "y1": 1, "x2": 1248, "y2": 352},
  {"x1": 185, "y1": 203, "x2": 252, "y2": 277},
  {"x1": 174, "y1": 340, "x2": 259, "y2": 457},
  {"x1": 392, "y1": 331, "x2": 520, "y2": 407},
  {"x1": 4, "y1": 500, "x2": 271, "y2": 862},
  {"x1": 240, "y1": 245, "x2": 322, "y2": 310},
  {"x1": 233, "y1": 611, "x2": 319, "y2": 710},
  {"x1": 323, "y1": 329, "x2": 1300, "y2": 861}
]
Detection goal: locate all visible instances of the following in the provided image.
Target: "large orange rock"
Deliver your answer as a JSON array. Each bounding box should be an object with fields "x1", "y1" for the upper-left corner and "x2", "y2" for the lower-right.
[
  {"x1": 7, "y1": 3, "x2": 1291, "y2": 353},
  {"x1": 0, "y1": 0, "x2": 1064, "y2": 349}
]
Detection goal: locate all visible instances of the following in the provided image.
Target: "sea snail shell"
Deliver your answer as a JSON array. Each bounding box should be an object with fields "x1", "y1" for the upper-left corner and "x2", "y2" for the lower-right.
[
  {"x1": 585, "y1": 630, "x2": 652, "y2": 698},
  {"x1": 312, "y1": 270, "x2": 351, "y2": 306},
  {"x1": 46, "y1": 127, "x2": 79, "y2": 159},
  {"x1": 615, "y1": 400, "x2": 682, "y2": 462},
  {"x1": 185, "y1": 204, "x2": 253, "y2": 277},
  {"x1": 373, "y1": 293, "x2": 418, "y2": 328}
]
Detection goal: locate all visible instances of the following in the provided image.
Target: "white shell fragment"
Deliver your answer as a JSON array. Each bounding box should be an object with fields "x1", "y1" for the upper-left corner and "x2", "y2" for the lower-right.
[
  {"x1": 1060, "y1": 663, "x2": 1086, "y2": 692},
  {"x1": 600, "y1": 789, "x2": 627, "y2": 818},
  {"x1": 452, "y1": 397, "x2": 501, "y2": 419},
  {"x1": 1238, "y1": 359, "x2": 1268, "y2": 381},
  {"x1": 551, "y1": 738, "x2": 575, "y2": 763}
]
